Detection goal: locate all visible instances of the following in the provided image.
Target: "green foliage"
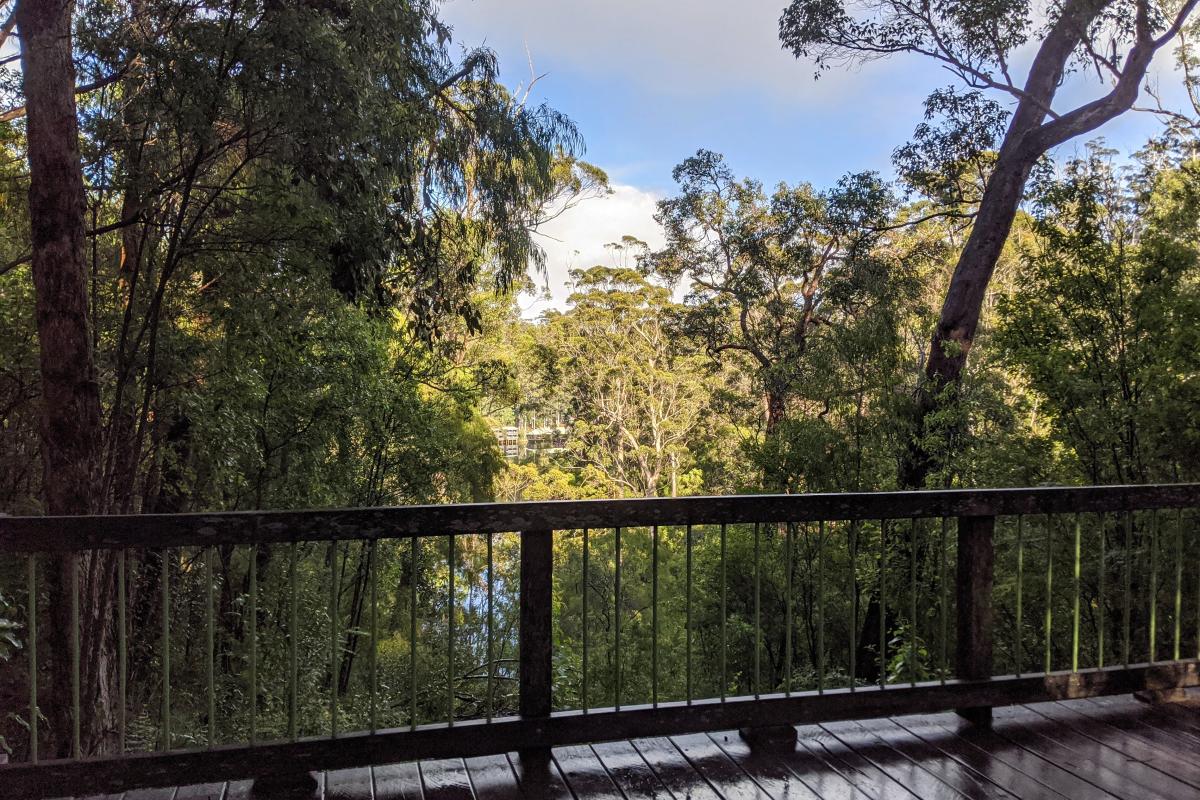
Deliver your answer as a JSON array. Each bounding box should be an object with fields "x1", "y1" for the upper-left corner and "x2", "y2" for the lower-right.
[
  {"x1": 646, "y1": 150, "x2": 919, "y2": 492},
  {"x1": 996, "y1": 145, "x2": 1200, "y2": 483}
]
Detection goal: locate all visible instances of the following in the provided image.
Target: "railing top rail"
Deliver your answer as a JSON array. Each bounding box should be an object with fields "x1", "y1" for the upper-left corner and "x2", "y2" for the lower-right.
[{"x1": 2, "y1": 483, "x2": 1197, "y2": 553}]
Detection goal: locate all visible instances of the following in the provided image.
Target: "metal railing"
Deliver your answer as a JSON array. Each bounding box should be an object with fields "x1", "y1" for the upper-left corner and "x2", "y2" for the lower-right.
[{"x1": 1, "y1": 484, "x2": 1199, "y2": 796}]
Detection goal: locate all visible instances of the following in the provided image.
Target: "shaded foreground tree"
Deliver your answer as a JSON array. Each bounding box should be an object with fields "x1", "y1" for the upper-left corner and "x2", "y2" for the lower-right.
[
  {"x1": 781, "y1": 0, "x2": 1200, "y2": 488},
  {"x1": 2, "y1": 0, "x2": 585, "y2": 758},
  {"x1": 14, "y1": 0, "x2": 117, "y2": 756}
]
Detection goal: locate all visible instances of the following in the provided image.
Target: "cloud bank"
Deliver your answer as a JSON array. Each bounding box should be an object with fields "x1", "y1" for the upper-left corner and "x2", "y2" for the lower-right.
[{"x1": 523, "y1": 183, "x2": 665, "y2": 318}]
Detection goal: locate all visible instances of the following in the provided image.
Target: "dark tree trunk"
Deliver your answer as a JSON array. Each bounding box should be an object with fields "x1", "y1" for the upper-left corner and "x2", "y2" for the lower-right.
[
  {"x1": 898, "y1": 153, "x2": 1035, "y2": 489},
  {"x1": 17, "y1": 0, "x2": 114, "y2": 755}
]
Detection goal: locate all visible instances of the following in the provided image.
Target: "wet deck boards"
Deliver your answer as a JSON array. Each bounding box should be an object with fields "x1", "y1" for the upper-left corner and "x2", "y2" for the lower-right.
[{"x1": 62, "y1": 694, "x2": 1200, "y2": 799}]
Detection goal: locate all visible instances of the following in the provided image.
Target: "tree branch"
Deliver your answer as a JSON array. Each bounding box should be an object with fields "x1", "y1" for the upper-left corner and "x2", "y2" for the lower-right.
[{"x1": 0, "y1": 65, "x2": 129, "y2": 122}]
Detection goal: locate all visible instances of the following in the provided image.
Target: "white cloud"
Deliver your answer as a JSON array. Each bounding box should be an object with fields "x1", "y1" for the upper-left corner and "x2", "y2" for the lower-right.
[
  {"x1": 522, "y1": 182, "x2": 665, "y2": 317},
  {"x1": 440, "y1": 0, "x2": 875, "y2": 101}
]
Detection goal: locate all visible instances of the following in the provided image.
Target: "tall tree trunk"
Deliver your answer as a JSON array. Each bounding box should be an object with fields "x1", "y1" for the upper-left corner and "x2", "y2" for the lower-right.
[
  {"x1": 17, "y1": 0, "x2": 114, "y2": 755},
  {"x1": 898, "y1": 153, "x2": 1034, "y2": 489}
]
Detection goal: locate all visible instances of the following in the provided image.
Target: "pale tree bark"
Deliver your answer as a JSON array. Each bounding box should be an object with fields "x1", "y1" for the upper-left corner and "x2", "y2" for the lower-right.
[{"x1": 17, "y1": 0, "x2": 116, "y2": 755}]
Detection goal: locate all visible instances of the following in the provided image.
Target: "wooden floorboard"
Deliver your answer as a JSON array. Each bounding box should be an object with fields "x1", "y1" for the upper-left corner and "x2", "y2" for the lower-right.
[
  {"x1": 630, "y1": 736, "x2": 724, "y2": 800},
  {"x1": 670, "y1": 732, "x2": 772, "y2": 800},
  {"x1": 419, "y1": 758, "x2": 476, "y2": 800},
  {"x1": 820, "y1": 720, "x2": 963, "y2": 800},
  {"x1": 508, "y1": 752, "x2": 573, "y2": 799},
  {"x1": 551, "y1": 744, "x2": 624, "y2": 799},
  {"x1": 65, "y1": 694, "x2": 1200, "y2": 800},
  {"x1": 889, "y1": 714, "x2": 1073, "y2": 800},
  {"x1": 931, "y1": 714, "x2": 1120, "y2": 800},
  {"x1": 799, "y1": 723, "x2": 922, "y2": 800},
  {"x1": 706, "y1": 730, "x2": 823, "y2": 800},
  {"x1": 1005, "y1": 702, "x2": 1200, "y2": 796},
  {"x1": 591, "y1": 740, "x2": 674, "y2": 799},
  {"x1": 325, "y1": 766, "x2": 375, "y2": 800},
  {"x1": 172, "y1": 784, "x2": 228, "y2": 800},
  {"x1": 991, "y1": 705, "x2": 1184, "y2": 800},
  {"x1": 853, "y1": 718, "x2": 1018, "y2": 799},
  {"x1": 464, "y1": 753, "x2": 523, "y2": 800}
]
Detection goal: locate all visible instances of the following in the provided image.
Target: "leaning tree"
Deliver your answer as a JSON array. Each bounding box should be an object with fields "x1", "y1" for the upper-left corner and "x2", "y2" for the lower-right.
[{"x1": 781, "y1": 0, "x2": 1200, "y2": 488}]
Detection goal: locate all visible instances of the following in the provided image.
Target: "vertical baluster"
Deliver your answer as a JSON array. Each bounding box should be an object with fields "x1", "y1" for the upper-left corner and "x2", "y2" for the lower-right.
[
  {"x1": 68, "y1": 556, "x2": 80, "y2": 758},
  {"x1": 1150, "y1": 511, "x2": 1159, "y2": 663},
  {"x1": 651, "y1": 525, "x2": 659, "y2": 707},
  {"x1": 754, "y1": 523, "x2": 761, "y2": 697},
  {"x1": 27, "y1": 554, "x2": 37, "y2": 763},
  {"x1": 879, "y1": 520, "x2": 887, "y2": 689},
  {"x1": 940, "y1": 517, "x2": 949, "y2": 684},
  {"x1": 1044, "y1": 517, "x2": 1054, "y2": 674},
  {"x1": 410, "y1": 536, "x2": 418, "y2": 730},
  {"x1": 486, "y1": 532, "x2": 494, "y2": 721},
  {"x1": 909, "y1": 518, "x2": 917, "y2": 687},
  {"x1": 518, "y1": 530, "x2": 553, "y2": 746},
  {"x1": 849, "y1": 521, "x2": 857, "y2": 691},
  {"x1": 582, "y1": 528, "x2": 589, "y2": 711},
  {"x1": 330, "y1": 541, "x2": 340, "y2": 737},
  {"x1": 785, "y1": 521, "x2": 793, "y2": 696},
  {"x1": 448, "y1": 534, "x2": 456, "y2": 724},
  {"x1": 686, "y1": 524, "x2": 693, "y2": 703},
  {"x1": 370, "y1": 538, "x2": 378, "y2": 733},
  {"x1": 1098, "y1": 514, "x2": 1106, "y2": 667},
  {"x1": 249, "y1": 544, "x2": 257, "y2": 744},
  {"x1": 1174, "y1": 509, "x2": 1183, "y2": 662},
  {"x1": 1072, "y1": 515, "x2": 1081, "y2": 673},
  {"x1": 1015, "y1": 517, "x2": 1023, "y2": 677},
  {"x1": 615, "y1": 526, "x2": 622, "y2": 710},
  {"x1": 1195, "y1": 510, "x2": 1199, "y2": 661},
  {"x1": 205, "y1": 547, "x2": 214, "y2": 748},
  {"x1": 160, "y1": 551, "x2": 169, "y2": 752},
  {"x1": 289, "y1": 542, "x2": 298, "y2": 741},
  {"x1": 119, "y1": 549, "x2": 128, "y2": 752},
  {"x1": 955, "y1": 515, "x2": 995, "y2": 726},
  {"x1": 1123, "y1": 511, "x2": 1132, "y2": 669},
  {"x1": 720, "y1": 523, "x2": 727, "y2": 700},
  {"x1": 818, "y1": 520, "x2": 827, "y2": 692}
]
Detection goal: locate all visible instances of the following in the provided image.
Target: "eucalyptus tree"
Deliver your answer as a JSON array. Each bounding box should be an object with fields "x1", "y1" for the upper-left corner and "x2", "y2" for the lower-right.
[
  {"x1": 646, "y1": 150, "x2": 916, "y2": 490},
  {"x1": 780, "y1": 0, "x2": 1200, "y2": 487},
  {"x1": 537, "y1": 266, "x2": 711, "y2": 498}
]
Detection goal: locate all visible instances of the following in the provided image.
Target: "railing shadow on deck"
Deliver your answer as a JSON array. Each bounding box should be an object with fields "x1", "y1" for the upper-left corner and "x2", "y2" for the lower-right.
[{"x1": 2, "y1": 483, "x2": 1199, "y2": 797}]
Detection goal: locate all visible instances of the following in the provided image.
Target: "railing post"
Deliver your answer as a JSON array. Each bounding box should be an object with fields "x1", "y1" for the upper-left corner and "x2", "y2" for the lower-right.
[
  {"x1": 956, "y1": 514, "x2": 995, "y2": 727},
  {"x1": 519, "y1": 529, "x2": 553, "y2": 760}
]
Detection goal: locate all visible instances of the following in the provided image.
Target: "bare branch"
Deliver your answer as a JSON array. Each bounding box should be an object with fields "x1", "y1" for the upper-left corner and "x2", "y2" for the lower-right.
[{"x1": 0, "y1": 65, "x2": 129, "y2": 122}]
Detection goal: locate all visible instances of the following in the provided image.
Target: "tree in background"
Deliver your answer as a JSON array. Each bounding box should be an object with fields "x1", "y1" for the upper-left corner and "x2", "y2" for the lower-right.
[
  {"x1": 997, "y1": 144, "x2": 1200, "y2": 485},
  {"x1": 647, "y1": 150, "x2": 919, "y2": 491},
  {"x1": 534, "y1": 266, "x2": 711, "y2": 498}
]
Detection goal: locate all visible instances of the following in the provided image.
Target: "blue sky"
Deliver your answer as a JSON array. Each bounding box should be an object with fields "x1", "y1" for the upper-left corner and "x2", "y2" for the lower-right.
[{"x1": 440, "y1": 0, "x2": 1187, "y2": 313}]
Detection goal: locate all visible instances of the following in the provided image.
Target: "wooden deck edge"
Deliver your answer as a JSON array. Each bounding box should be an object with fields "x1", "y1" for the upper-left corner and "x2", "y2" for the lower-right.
[{"x1": 4, "y1": 660, "x2": 1196, "y2": 798}]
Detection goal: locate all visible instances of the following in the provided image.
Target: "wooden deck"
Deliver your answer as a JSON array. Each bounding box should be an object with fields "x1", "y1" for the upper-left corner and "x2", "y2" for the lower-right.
[{"x1": 59, "y1": 694, "x2": 1200, "y2": 799}]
